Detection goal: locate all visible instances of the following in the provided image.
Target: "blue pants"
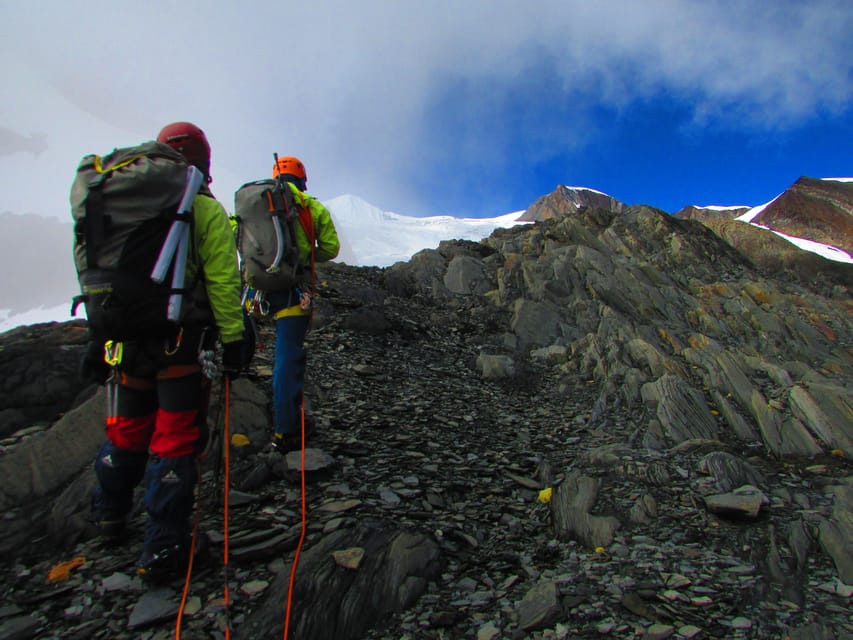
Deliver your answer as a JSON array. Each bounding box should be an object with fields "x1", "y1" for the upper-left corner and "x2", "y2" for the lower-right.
[{"x1": 273, "y1": 314, "x2": 310, "y2": 436}]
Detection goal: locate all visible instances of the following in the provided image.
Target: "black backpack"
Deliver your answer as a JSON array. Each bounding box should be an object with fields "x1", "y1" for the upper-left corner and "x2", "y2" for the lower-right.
[{"x1": 70, "y1": 141, "x2": 203, "y2": 341}]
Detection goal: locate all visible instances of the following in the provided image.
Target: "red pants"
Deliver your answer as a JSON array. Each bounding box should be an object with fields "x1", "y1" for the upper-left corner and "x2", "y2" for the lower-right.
[
  {"x1": 106, "y1": 365, "x2": 210, "y2": 458},
  {"x1": 104, "y1": 332, "x2": 213, "y2": 458}
]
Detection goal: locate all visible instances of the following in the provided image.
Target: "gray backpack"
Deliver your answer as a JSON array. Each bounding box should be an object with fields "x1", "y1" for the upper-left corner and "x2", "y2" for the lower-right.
[
  {"x1": 70, "y1": 141, "x2": 202, "y2": 340},
  {"x1": 234, "y1": 178, "x2": 313, "y2": 293}
]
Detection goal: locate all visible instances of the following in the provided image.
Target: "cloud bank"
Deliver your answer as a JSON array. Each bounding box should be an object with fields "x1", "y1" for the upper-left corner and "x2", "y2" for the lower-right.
[{"x1": 1, "y1": 1, "x2": 851, "y2": 219}]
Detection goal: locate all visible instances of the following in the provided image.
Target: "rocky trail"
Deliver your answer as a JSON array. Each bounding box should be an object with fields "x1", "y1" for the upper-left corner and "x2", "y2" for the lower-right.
[{"x1": 1, "y1": 206, "x2": 852, "y2": 639}]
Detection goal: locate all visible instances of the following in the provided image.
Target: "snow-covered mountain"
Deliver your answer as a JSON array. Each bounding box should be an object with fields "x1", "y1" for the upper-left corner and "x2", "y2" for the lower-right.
[
  {"x1": 0, "y1": 198, "x2": 525, "y2": 333},
  {"x1": 327, "y1": 194, "x2": 524, "y2": 267}
]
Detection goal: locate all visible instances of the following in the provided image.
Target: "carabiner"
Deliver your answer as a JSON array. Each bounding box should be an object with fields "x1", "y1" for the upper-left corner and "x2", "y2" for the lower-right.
[
  {"x1": 104, "y1": 341, "x2": 123, "y2": 366},
  {"x1": 164, "y1": 327, "x2": 184, "y2": 356}
]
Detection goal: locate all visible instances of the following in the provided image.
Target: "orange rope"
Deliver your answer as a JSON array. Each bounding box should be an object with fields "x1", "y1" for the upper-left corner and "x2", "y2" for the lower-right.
[
  {"x1": 223, "y1": 376, "x2": 232, "y2": 638},
  {"x1": 174, "y1": 460, "x2": 203, "y2": 639},
  {"x1": 282, "y1": 397, "x2": 308, "y2": 639},
  {"x1": 283, "y1": 200, "x2": 315, "y2": 638}
]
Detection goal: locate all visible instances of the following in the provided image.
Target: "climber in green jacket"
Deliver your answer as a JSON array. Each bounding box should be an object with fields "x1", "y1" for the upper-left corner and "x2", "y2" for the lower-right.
[
  {"x1": 256, "y1": 156, "x2": 340, "y2": 453},
  {"x1": 83, "y1": 122, "x2": 248, "y2": 581}
]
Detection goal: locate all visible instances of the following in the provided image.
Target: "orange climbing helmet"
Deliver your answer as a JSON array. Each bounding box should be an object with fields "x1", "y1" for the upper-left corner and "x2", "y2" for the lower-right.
[{"x1": 272, "y1": 156, "x2": 307, "y2": 181}]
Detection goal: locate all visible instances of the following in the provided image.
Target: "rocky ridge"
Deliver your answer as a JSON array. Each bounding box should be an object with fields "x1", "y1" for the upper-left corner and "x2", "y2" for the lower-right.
[
  {"x1": 674, "y1": 177, "x2": 853, "y2": 261},
  {"x1": 749, "y1": 177, "x2": 853, "y2": 254},
  {"x1": 671, "y1": 206, "x2": 750, "y2": 222},
  {"x1": 0, "y1": 199, "x2": 852, "y2": 640}
]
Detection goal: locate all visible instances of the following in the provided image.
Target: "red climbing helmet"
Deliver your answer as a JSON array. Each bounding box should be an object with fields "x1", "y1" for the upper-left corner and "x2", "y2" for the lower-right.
[{"x1": 157, "y1": 122, "x2": 212, "y2": 181}]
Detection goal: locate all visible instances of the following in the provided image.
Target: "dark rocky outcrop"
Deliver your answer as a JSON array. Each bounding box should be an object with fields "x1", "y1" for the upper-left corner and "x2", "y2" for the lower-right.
[
  {"x1": 750, "y1": 177, "x2": 853, "y2": 254},
  {"x1": 1, "y1": 198, "x2": 852, "y2": 639},
  {"x1": 0, "y1": 319, "x2": 90, "y2": 439},
  {"x1": 672, "y1": 204, "x2": 750, "y2": 220},
  {"x1": 676, "y1": 176, "x2": 853, "y2": 262},
  {"x1": 236, "y1": 523, "x2": 441, "y2": 640},
  {"x1": 702, "y1": 217, "x2": 853, "y2": 288},
  {"x1": 520, "y1": 185, "x2": 626, "y2": 221}
]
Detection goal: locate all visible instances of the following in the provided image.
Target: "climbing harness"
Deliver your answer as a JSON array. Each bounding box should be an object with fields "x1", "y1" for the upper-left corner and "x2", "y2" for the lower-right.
[{"x1": 242, "y1": 286, "x2": 270, "y2": 318}]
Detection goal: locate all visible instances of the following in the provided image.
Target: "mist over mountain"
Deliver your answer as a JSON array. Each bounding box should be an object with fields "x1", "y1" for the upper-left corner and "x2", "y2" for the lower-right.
[{"x1": 0, "y1": 212, "x2": 77, "y2": 314}]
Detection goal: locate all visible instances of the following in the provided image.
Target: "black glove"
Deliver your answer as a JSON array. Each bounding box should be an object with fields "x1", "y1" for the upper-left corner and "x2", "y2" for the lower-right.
[
  {"x1": 222, "y1": 340, "x2": 245, "y2": 380},
  {"x1": 79, "y1": 341, "x2": 111, "y2": 385}
]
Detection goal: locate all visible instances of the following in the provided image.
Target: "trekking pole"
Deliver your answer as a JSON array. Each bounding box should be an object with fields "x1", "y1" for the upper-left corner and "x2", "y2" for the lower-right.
[
  {"x1": 151, "y1": 165, "x2": 204, "y2": 284},
  {"x1": 222, "y1": 376, "x2": 233, "y2": 639}
]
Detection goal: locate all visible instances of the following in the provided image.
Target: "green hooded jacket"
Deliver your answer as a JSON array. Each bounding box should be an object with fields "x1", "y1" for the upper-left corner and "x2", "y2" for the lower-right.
[{"x1": 186, "y1": 192, "x2": 244, "y2": 344}]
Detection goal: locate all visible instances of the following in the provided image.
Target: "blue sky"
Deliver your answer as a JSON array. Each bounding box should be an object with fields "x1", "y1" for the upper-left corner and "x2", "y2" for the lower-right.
[{"x1": 1, "y1": 1, "x2": 851, "y2": 220}]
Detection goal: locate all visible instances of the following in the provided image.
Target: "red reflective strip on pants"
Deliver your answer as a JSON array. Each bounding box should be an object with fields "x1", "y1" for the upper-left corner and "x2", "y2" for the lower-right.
[
  {"x1": 106, "y1": 414, "x2": 155, "y2": 452},
  {"x1": 149, "y1": 408, "x2": 200, "y2": 458}
]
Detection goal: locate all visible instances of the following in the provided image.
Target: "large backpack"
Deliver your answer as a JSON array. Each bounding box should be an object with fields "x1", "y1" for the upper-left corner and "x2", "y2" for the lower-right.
[
  {"x1": 70, "y1": 141, "x2": 203, "y2": 341},
  {"x1": 233, "y1": 178, "x2": 314, "y2": 293}
]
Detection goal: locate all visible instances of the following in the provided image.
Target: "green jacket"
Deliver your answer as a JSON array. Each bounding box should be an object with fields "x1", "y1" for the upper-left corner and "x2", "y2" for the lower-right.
[
  {"x1": 287, "y1": 182, "x2": 340, "y2": 266},
  {"x1": 186, "y1": 193, "x2": 244, "y2": 344}
]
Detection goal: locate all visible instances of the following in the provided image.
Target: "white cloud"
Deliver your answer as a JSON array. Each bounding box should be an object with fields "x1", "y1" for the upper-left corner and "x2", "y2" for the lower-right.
[{"x1": 1, "y1": 1, "x2": 850, "y2": 220}]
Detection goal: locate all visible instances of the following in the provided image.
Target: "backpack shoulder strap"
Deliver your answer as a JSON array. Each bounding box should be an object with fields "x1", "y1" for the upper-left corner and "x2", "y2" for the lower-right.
[{"x1": 83, "y1": 172, "x2": 110, "y2": 269}]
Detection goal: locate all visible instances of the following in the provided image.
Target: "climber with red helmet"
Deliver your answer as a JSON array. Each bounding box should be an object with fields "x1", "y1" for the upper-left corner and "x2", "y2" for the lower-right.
[
  {"x1": 264, "y1": 155, "x2": 339, "y2": 452},
  {"x1": 88, "y1": 121, "x2": 248, "y2": 581}
]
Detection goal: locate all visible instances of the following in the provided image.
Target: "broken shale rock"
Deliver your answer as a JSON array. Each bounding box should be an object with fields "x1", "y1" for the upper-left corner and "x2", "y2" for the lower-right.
[{"x1": 236, "y1": 522, "x2": 441, "y2": 640}]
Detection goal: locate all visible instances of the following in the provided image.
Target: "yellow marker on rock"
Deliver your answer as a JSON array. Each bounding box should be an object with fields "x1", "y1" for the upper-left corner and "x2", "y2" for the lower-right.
[{"x1": 231, "y1": 433, "x2": 251, "y2": 447}]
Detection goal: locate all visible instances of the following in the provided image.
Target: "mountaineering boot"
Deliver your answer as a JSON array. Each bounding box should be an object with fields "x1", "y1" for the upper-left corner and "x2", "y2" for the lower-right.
[
  {"x1": 96, "y1": 517, "x2": 127, "y2": 545},
  {"x1": 137, "y1": 531, "x2": 210, "y2": 583},
  {"x1": 267, "y1": 415, "x2": 316, "y2": 453},
  {"x1": 92, "y1": 441, "x2": 148, "y2": 545},
  {"x1": 267, "y1": 432, "x2": 302, "y2": 453},
  {"x1": 137, "y1": 542, "x2": 190, "y2": 582}
]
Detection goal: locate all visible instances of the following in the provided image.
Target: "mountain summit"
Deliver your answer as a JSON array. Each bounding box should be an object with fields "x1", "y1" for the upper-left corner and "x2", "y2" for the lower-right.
[{"x1": 520, "y1": 185, "x2": 626, "y2": 221}]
